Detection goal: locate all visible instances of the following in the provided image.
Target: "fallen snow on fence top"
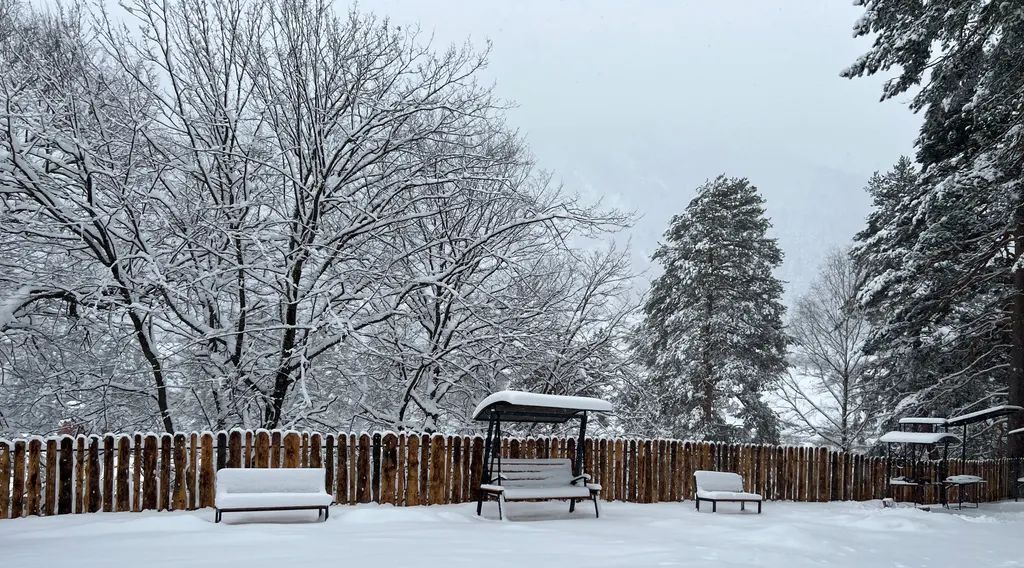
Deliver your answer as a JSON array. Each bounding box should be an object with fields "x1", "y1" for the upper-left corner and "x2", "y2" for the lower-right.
[
  {"x1": 472, "y1": 390, "x2": 613, "y2": 420},
  {"x1": 4, "y1": 500, "x2": 1023, "y2": 568},
  {"x1": 878, "y1": 431, "x2": 962, "y2": 444}
]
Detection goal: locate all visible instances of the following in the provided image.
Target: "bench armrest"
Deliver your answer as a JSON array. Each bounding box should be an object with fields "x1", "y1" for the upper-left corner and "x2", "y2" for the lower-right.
[
  {"x1": 480, "y1": 484, "x2": 504, "y2": 493},
  {"x1": 570, "y1": 473, "x2": 592, "y2": 485}
]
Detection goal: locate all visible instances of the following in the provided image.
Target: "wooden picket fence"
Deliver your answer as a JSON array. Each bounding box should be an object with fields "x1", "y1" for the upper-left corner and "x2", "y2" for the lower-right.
[{"x1": 0, "y1": 430, "x2": 1019, "y2": 519}]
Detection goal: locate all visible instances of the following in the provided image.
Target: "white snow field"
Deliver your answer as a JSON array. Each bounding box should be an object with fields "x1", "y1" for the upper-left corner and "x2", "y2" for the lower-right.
[{"x1": 3, "y1": 500, "x2": 1023, "y2": 568}]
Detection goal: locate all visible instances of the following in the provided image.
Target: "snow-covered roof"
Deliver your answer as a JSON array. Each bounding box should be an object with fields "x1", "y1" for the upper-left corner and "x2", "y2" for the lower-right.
[
  {"x1": 472, "y1": 390, "x2": 613, "y2": 423},
  {"x1": 879, "y1": 431, "x2": 961, "y2": 445},
  {"x1": 898, "y1": 417, "x2": 947, "y2": 425},
  {"x1": 946, "y1": 405, "x2": 1024, "y2": 427}
]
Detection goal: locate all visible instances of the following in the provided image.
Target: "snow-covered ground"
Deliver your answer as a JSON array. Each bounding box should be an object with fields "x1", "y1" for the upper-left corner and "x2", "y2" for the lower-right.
[{"x1": 2, "y1": 500, "x2": 1023, "y2": 567}]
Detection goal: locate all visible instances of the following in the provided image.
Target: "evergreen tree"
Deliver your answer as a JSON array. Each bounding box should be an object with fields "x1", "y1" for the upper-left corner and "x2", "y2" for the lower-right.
[
  {"x1": 845, "y1": 2, "x2": 1024, "y2": 455},
  {"x1": 634, "y1": 176, "x2": 787, "y2": 443}
]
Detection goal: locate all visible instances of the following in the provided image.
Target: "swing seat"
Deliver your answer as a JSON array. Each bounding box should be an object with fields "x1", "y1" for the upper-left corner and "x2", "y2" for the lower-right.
[{"x1": 478, "y1": 458, "x2": 601, "y2": 519}]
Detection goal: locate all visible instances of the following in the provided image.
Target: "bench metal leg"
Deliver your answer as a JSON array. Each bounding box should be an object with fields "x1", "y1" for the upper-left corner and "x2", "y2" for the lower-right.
[
  {"x1": 592, "y1": 494, "x2": 600, "y2": 518},
  {"x1": 215, "y1": 509, "x2": 222, "y2": 523},
  {"x1": 712, "y1": 501, "x2": 716, "y2": 513},
  {"x1": 757, "y1": 501, "x2": 762, "y2": 514},
  {"x1": 696, "y1": 498, "x2": 700, "y2": 511},
  {"x1": 569, "y1": 498, "x2": 576, "y2": 513},
  {"x1": 497, "y1": 495, "x2": 504, "y2": 521},
  {"x1": 741, "y1": 502, "x2": 745, "y2": 511}
]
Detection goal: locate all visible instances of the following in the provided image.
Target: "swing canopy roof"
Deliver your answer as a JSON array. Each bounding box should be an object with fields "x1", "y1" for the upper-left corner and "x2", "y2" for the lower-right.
[
  {"x1": 898, "y1": 417, "x2": 948, "y2": 426},
  {"x1": 945, "y1": 404, "x2": 1023, "y2": 427},
  {"x1": 472, "y1": 390, "x2": 614, "y2": 423},
  {"x1": 879, "y1": 431, "x2": 961, "y2": 445}
]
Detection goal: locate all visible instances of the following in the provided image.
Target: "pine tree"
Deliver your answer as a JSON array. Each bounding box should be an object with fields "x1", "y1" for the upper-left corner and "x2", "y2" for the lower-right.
[
  {"x1": 845, "y1": 2, "x2": 1024, "y2": 455},
  {"x1": 853, "y1": 160, "x2": 1009, "y2": 453},
  {"x1": 634, "y1": 176, "x2": 787, "y2": 443}
]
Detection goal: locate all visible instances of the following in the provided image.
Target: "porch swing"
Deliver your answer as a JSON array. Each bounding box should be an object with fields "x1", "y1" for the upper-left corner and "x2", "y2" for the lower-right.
[{"x1": 472, "y1": 390, "x2": 613, "y2": 520}]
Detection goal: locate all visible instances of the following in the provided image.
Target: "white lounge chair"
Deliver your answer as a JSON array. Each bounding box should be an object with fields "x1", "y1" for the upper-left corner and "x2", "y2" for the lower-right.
[
  {"x1": 215, "y1": 467, "x2": 333, "y2": 523},
  {"x1": 693, "y1": 470, "x2": 762, "y2": 513}
]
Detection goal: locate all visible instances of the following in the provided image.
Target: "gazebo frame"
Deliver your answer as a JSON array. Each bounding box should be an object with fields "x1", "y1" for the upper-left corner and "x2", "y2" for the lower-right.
[
  {"x1": 881, "y1": 430, "x2": 960, "y2": 508},
  {"x1": 942, "y1": 404, "x2": 1023, "y2": 508}
]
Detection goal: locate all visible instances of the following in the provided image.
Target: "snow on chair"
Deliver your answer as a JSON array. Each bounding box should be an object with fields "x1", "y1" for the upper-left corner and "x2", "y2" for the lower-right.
[
  {"x1": 472, "y1": 390, "x2": 613, "y2": 520},
  {"x1": 479, "y1": 458, "x2": 601, "y2": 520},
  {"x1": 215, "y1": 467, "x2": 333, "y2": 523},
  {"x1": 693, "y1": 471, "x2": 762, "y2": 514}
]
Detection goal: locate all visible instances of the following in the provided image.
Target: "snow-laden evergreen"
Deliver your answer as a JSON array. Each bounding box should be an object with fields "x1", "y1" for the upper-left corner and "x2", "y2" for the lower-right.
[
  {"x1": 845, "y1": 0, "x2": 1024, "y2": 455},
  {"x1": 631, "y1": 176, "x2": 787, "y2": 443}
]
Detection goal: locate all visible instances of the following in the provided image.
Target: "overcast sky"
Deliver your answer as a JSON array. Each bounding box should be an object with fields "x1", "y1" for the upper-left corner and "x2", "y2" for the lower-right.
[{"x1": 357, "y1": 0, "x2": 922, "y2": 302}]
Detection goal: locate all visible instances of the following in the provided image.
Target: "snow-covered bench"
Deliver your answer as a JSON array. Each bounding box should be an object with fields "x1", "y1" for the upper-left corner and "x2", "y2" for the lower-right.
[
  {"x1": 215, "y1": 467, "x2": 333, "y2": 523},
  {"x1": 694, "y1": 470, "x2": 762, "y2": 514},
  {"x1": 479, "y1": 458, "x2": 601, "y2": 519}
]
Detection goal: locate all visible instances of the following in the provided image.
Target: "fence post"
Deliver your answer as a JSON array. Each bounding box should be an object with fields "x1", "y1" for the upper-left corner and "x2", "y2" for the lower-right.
[
  {"x1": 254, "y1": 430, "x2": 270, "y2": 468},
  {"x1": 336, "y1": 433, "x2": 349, "y2": 505},
  {"x1": 132, "y1": 434, "x2": 142, "y2": 512},
  {"x1": 172, "y1": 433, "x2": 187, "y2": 510},
  {"x1": 469, "y1": 436, "x2": 484, "y2": 503},
  {"x1": 101, "y1": 435, "x2": 114, "y2": 512},
  {"x1": 142, "y1": 434, "x2": 158, "y2": 510},
  {"x1": 0, "y1": 439, "x2": 10, "y2": 518},
  {"x1": 44, "y1": 438, "x2": 57, "y2": 516},
  {"x1": 187, "y1": 433, "x2": 198, "y2": 510},
  {"x1": 26, "y1": 438, "x2": 41, "y2": 516},
  {"x1": 310, "y1": 433, "x2": 323, "y2": 469},
  {"x1": 284, "y1": 432, "x2": 301, "y2": 468},
  {"x1": 356, "y1": 433, "x2": 371, "y2": 503},
  {"x1": 159, "y1": 435, "x2": 171, "y2": 510},
  {"x1": 429, "y1": 434, "x2": 445, "y2": 505},
  {"x1": 405, "y1": 434, "x2": 420, "y2": 506},
  {"x1": 450, "y1": 436, "x2": 462, "y2": 504},
  {"x1": 381, "y1": 433, "x2": 398, "y2": 505},
  {"x1": 86, "y1": 436, "x2": 100, "y2": 513},
  {"x1": 75, "y1": 436, "x2": 85, "y2": 513},
  {"x1": 58, "y1": 436, "x2": 73, "y2": 515},
  {"x1": 325, "y1": 434, "x2": 336, "y2": 497},
  {"x1": 396, "y1": 434, "x2": 406, "y2": 505},
  {"x1": 270, "y1": 431, "x2": 282, "y2": 468},
  {"x1": 116, "y1": 436, "x2": 131, "y2": 512},
  {"x1": 372, "y1": 433, "x2": 382, "y2": 504},
  {"x1": 227, "y1": 430, "x2": 242, "y2": 469}
]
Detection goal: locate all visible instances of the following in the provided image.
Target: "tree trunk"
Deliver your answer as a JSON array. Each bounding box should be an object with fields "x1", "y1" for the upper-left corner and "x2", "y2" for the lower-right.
[
  {"x1": 128, "y1": 311, "x2": 174, "y2": 433},
  {"x1": 1009, "y1": 220, "x2": 1024, "y2": 458}
]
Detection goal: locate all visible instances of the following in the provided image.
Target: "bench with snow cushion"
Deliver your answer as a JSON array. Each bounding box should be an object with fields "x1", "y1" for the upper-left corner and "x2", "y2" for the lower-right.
[
  {"x1": 478, "y1": 458, "x2": 601, "y2": 520},
  {"x1": 215, "y1": 467, "x2": 333, "y2": 523},
  {"x1": 693, "y1": 470, "x2": 762, "y2": 514}
]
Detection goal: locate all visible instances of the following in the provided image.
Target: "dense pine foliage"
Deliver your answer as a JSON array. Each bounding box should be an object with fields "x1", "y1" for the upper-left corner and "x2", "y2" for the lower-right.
[
  {"x1": 630, "y1": 176, "x2": 787, "y2": 443},
  {"x1": 845, "y1": 0, "x2": 1024, "y2": 455}
]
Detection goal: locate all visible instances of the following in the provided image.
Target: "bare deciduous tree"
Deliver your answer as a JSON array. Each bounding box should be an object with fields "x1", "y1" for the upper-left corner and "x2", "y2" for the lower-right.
[
  {"x1": 0, "y1": 0, "x2": 633, "y2": 435},
  {"x1": 776, "y1": 249, "x2": 870, "y2": 451}
]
